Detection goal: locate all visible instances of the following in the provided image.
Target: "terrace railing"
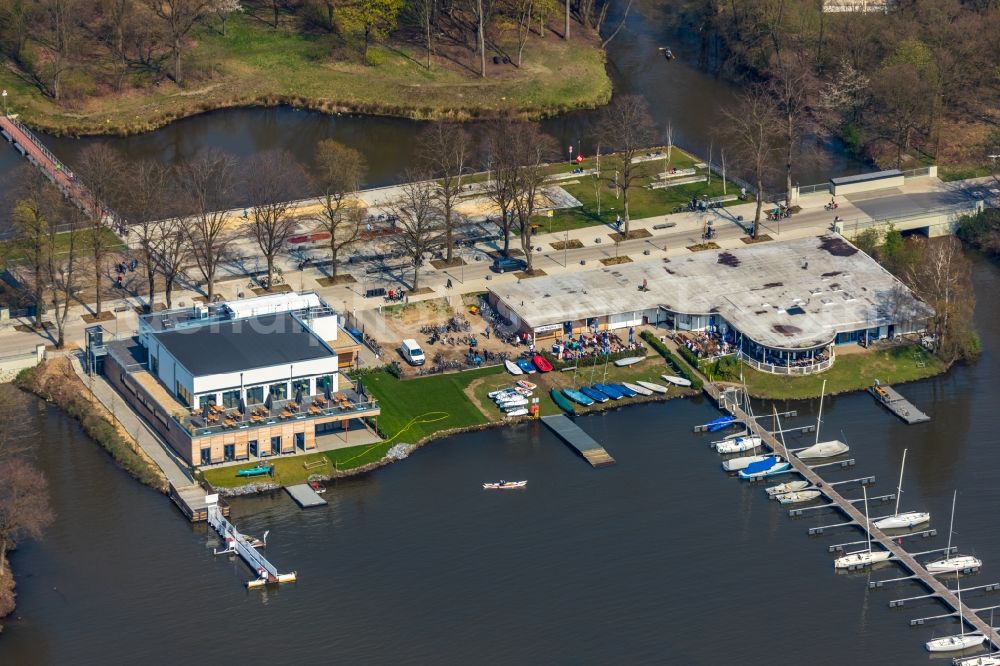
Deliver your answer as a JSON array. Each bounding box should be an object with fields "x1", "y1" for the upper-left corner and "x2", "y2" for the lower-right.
[{"x1": 739, "y1": 351, "x2": 835, "y2": 376}]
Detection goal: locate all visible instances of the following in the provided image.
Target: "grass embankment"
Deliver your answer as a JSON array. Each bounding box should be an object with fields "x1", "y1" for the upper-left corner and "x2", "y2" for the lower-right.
[
  {"x1": 16, "y1": 358, "x2": 168, "y2": 490},
  {"x1": 0, "y1": 16, "x2": 611, "y2": 136},
  {"x1": 0, "y1": 228, "x2": 124, "y2": 272},
  {"x1": 700, "y1": 345, "x2": 945, "y2": 400}
]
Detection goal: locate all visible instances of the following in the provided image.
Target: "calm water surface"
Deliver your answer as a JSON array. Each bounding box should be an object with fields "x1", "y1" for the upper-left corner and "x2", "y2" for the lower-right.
[{"x1": 2, "y1": 251, "x2": 999, "y2": 665}]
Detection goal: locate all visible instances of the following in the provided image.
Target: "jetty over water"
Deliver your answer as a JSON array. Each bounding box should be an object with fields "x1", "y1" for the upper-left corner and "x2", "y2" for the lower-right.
[
  {"x1": 541, "y1": 415, "x2": 615, "y2": 467},
  {"x1": 868, "y1": 383, "x2": 930, "y2": 424},
  {"x1": 704, "y1": 382, "x2": 1000, "y2": 651},
  {"x1": 206, "y1": 495, "x2": 296, "y2": 589}
]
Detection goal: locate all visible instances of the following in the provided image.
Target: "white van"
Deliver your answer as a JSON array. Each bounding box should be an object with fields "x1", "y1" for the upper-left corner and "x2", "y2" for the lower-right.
[{"x1": 400, "y1": 338, "x2": 425, "y2": 365}]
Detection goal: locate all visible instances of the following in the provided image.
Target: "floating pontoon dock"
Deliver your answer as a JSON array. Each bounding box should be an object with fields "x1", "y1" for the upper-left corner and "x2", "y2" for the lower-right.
[
  {"x1": 206, "y1": 495, "x2": 297, "y2": 589},
  {"x1": 705, "y1": 382, "x2": 999, "y2": 651},
  {"x1": 285, "y1": 484, "x2": 328, "y2": 508},
  {"x1": 868, "y1": 383, "x2": 930, "y2": 424},
  {"x1": 541, "y1": 415, "x2": 615, "y2": 467}
]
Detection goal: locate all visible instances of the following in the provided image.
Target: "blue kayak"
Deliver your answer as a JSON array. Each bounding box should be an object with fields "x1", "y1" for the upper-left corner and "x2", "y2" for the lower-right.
[
  {"x1": 563, "y1": 388, "x2": 595, "y2": 406},
  {"x1": 707, "y1": 415, "x2": 737, "y2": 432},
  {"x1": 612, "y1": 383, "x2": 637, "y2": 397},
  {"x1": 580, "y1": 386, "x2": 610, "y2": 403},
  {"x1": 595, "y1": 383, "x2": 624, "y2": 400},
  {"x1": 516, "y1": 358, "x2": 537, "y2": 374}
]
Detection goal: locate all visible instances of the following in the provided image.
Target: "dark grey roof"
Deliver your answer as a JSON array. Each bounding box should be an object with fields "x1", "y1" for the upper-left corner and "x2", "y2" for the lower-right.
[{"x1": 153, "y1": 312, "x2": 334, "y2": 376}]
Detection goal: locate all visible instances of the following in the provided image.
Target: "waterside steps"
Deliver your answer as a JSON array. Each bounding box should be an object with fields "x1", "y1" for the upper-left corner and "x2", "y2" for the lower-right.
[
  {"x1": 206, "y1": 495, "x2": 297, "y2": 589},
  {"x1": 701, "y1": 381, "x2": 1000, "y2": 652},
  {"x1": 868, "y1": 382, "x2": 930, "y2": 424},
  {"x1": 541, "y1": 415, "x2": 615, "y2": 467}
]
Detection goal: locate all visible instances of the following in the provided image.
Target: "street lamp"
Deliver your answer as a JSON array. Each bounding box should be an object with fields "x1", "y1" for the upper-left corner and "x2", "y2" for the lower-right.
[{"x1": 1, "y1": 90, "x2": 7, "y2": 117}]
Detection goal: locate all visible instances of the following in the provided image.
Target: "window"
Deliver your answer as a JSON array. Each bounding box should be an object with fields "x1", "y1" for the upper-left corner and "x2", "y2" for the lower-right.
[
  {"x1": 294, "y1": 432, "x2": 305, "y2": 450},
  {"x1": 316, "y1": 375, "x2": 334, "y2": 396},
  {"x1": 223, "y1": 444, "x2": 235, "y2": 462},
  {"x1": 268, "y1": 382, "x2": 288, "y2": 402},
  {"x1": 149, "y1": 354, "x2": 158, "y2": 375},
  {"x1": 246, "y1": 386, "x2": 264, "y2": 405},
  {"x1": 249, "y1": 440, "x2": 258, "y2": 457},
  {"x1": 176, "y1": 382, "x2": 193, "y2": 407},
  {"x1": 200, "y1": 448, "x2": 211, "y2": 465},
  {"x1": 198, "y1": 394, "x2": 215, "y2": 410},
  {"x1": 292, "y1": 378, "x2": 311, "y2": 398},
  {"x1": 222, "y1": 389, "x2": 241, "y2": 409},
  {"x1": 271, "y1": 435, "x2": 282, "y2": 454}
]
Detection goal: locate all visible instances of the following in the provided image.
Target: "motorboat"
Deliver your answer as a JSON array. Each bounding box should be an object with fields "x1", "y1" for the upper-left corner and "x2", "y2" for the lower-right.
[
  {"x1": 796, "y1": 440, "x2": 850, "y2": 460},
  {"x1": 532, "y1": 354, "x2": 554, "y2": 373},
  {"x1": 550, "y1": 389, "x2": 575, "y2": 414},
  {"x1": 613, "y1": 356, "x2": 645, "y2": 367},
  {"x1": 835, "y1": 486, "x2": 892, "y2": 569},
  {"x1": 483, "y1": 480, "x2": 527, "y2": 490},
  {"x1": 516, "y1": 379, "x2": 537, "y2": 391},
  {"x1": 504, "y1": 359, "x2": 523, "y2": 375},
  {"x1": 563, "y1": 388, "x2": 595, "y2": 406},
  {"x1": 952, "y1": 653, "x2": 1000, "y2": 665},
  {"x1": 722, "y1": 454, "x2": 769, "y2": 472},
  {"x1": 706, "y1": 415, "x2": 737, "y2": 432},
  {"x1": 635, "y1": 380, "x2": 669, "y2": 394},
  {"x1": 926, "y1": 574, "x2": 987, "y2": 653},
  {"x1": 766, "y1": 480, "x2": 810, "y2": 497},
  {"x1": 308, "y1": 480, "x2": 326, "y2": 494},
  {"x1": 622, "y1": 381, "x2": 653, "y2": 396},
  {"x1": 872, "y1": 448, "x2": 930, "y2": 530},
  {"x1": 925, "y1": 491, "x2": 983, "y2": 575},
  {"x1": 515, "y1": 358, "x2": 537, "y2": 374},
  {"x1": 612, "y1": 383, "x2": 637, "y2": 397},
  {"x1": 662, "y1": 374, "x2": 692, "y2": 387},
  {"x1": 594, "y1": 383, "x2": 624, "y2": 400},
  {"x1": 715, "y1": 436, "x2": 762, "y2": 454},
  {"x1": 778, "y1": 490, "x2": 822, "y2": 504},
  {"x1": 739, "y1": 456, "x2": 791, "y2": 480},
  {"x1": 579, "y1": 386, "x2": 610, "y2": 403}
]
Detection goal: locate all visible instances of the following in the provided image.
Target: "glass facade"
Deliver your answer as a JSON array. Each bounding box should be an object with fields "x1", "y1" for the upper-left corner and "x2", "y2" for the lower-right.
[
  {"x1": 176, "y1": 382, "x2": 193, "y2": 407},
  {"x1": 198, "y1": 394, "x2": 215, "y2": 409},
  {"x1": 246, "y1": 386, "x2": 264, "y2": 405},
  {"x1": 222, "y1": 389, "x2": 241, "y2": 409},
  {"x1": 271, "y1": 435, "x2": 282, "y2": 453},
  {"x1": 292, "y1": 378, "x2": 311, "y2": 398},
  {"x1": 268, "y1": 382, "x2": 288, "y2": 401},
  {"x1": 317, "y1": 375, "x2": 334, "y2": 395}
]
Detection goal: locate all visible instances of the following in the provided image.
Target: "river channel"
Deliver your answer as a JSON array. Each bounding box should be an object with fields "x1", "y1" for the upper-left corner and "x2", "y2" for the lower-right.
[{"x1": 1, "y1": 250, "x2": 999, "y2": 665}]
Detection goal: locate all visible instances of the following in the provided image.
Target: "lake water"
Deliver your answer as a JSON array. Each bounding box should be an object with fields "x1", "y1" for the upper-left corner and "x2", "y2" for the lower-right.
[{"x1": 2, "y1": 251, "x2": 1000, "y2": 665}]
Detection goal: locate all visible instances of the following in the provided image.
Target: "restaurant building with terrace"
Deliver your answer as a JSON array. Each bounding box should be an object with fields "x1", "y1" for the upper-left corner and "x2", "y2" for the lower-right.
[
  {"x1": 96, "y1": 292, "x2": 380, "y2": 467},
  {"x1": 487, "y1": 235, "x2": 933, "y2": 376}
]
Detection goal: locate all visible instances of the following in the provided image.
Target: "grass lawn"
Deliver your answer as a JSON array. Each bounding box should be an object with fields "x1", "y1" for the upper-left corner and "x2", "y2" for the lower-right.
[
  {"x1": 702, "y1": 345, "x2": 945, "y2": 400},
  {"x1": 0, "y1": 228, "x2": 124, "y2": 271},
  {"x1": 0, "y1": 16, "x2": 611, "y2": 136}
]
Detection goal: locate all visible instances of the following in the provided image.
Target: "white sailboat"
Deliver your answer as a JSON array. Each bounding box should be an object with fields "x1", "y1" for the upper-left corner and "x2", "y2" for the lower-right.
[
  {"x1": 766, "y1": 480, "x2": 811, "y2": 497},
  {"x1": 873, "y1": 448, "x2": 930, "y2": 530},
  {"x1": 953, "y1": 656, "x2": 1000, "y2": 666},
  {"x1": 778, "y1": 490, "x2": 822, "y2": 504},
  {"x1": 926, "y1": 490, "x2": 983, "y2": 574},
  {"x1": 635, "y1": 380, "x2": 669, "y2": 394},
  {"x1": 721, "y1": 454, "x2": 769, "y2": 472},
  {"x1": 504, "y1": 359, "x2": 523, "y2": 375},
  {"x1": 795, "y1": 380, "x2": 851, "y2": 460},
  {"x1": 835, "y1": 486, "x2": 892, "y2": 569},
  {"x1": 715, "y1": 436, "x2": 762, "y2": 454},
  {"x1": 926, "y1": 573, "x2": 987, "y2": 652}
]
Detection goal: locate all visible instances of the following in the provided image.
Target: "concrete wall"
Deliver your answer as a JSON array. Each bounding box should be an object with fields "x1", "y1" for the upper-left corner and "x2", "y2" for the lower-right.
[{"x1": 0, "y1": 345, "x2": 46, "y2": 383}]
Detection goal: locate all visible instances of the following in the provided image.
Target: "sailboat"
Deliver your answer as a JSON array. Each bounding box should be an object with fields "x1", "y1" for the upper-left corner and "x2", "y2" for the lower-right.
[
  {"x1": 835, "y1": 486, "x2": 892, "y2": 569},
  {"x1": 925, "y1": 573, "x2": 988, "y2": 652},
  {"x1": 796, "y1": 380, "x2": 851, "y2": 460},
  {"x1": 926, "y1": 490, "x2": 983, "y2": 575},
  {"x1": 766, "y1": 480, "x2": 811, "y2": 498},
  {"x1": 952, "y1": 655, "x2": 1000, "y2": 666},
  {"x1": 778, "y1": 490, "x2": 823, "y2": 504},
  {"x1": 873, "y1": 448, "x2": 931, "y2": 530},
  {"x1": 715, "y1": 436, "x2": 762, "y2": 454}
]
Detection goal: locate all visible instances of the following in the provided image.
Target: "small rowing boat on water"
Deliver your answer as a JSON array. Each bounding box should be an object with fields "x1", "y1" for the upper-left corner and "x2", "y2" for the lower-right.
[
  {"x1": 612, "y1": 383, "x2": 637, "y2": 398},
  {"x1": 580, "y1": 386, "x2": 610, "y2": 403},
  {"x1": 594, "y1": 383, "x2": 624, "y2": 400},
  {"x1": 662, "y1": 374, "x2": 692, "y2": 387},
  {"x1": 635, "y1": 380, "x2": 668, "y2": 394},
  {"x1": 739, "y1": 456, "x2": 791, "y2": 479},
  {"x1": 706, "y1": 415, "x2": 737, "y2": 432},
  {"x1": 796, "y1": 439, "x2": 850, "y2": 460},
  {"x1": 563, "y1": 388, "x2": 595, "y2": 406},
  {"x1": 532, "y1": 354, "x2": 554, "y2": 373},
  {"x1": 483, "y1": 480, "x2": 528, "y2": 490},
  {"x1": 550, "y1": 388, "x2": 575, "y2": 414},
  {"x1": 622, "y1": 381, "x2": 653, "y2": 396},
  {"x1": 614, "y1": 356, "x2": 645, "y2": 367},
  {"x1": 517, "y1": 379, "x2": 537, "y2": 391},
  {"x1": 715, "y1": 436, "x2": 762, "y2": 454},
  {"x1": 504, "y1": 359, "x2": 523, "y2": 375},
  {"x1": 308, "y1": 480, "x2": 326, "y2": 494},
  {"x1": 777, "y1": 490, "x2": 822, "y2": 504},
  {"x1": 722, "y1": 454, "x2": 769, "y2": 472},
  {"x1": 766, "y1": 480, "x2": 810, "y2": 497},
  {"x1": 516, "y1": 358, "x2": 537, "y2": 374}
]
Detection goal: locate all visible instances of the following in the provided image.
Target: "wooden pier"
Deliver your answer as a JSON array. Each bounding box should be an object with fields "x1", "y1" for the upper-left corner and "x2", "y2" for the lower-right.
[
  {"x1": 704, "y1": 381, "x2": 1000, "y2": 651},
  {"x1": 285, "y1": 483, "x2": 327, "y2": 508},
  {"x1": 170, "y1": 481, "x2": 229, "y2": 522},
  {"x1": 868, "y1": 382, "x2": 930, "y2": 424},
  {"x1": 541, "y1": 415, "x2": 615, "y2": 467}
]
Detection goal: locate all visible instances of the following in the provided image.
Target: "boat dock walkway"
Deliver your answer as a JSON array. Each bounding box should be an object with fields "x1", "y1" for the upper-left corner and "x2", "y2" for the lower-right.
[
  {"x1": 206, "y1": 495, "x2": 296, "y2": 589},
  {"x1": 285, "y1": 484, "x2": 327, "y2": 508},
  {"x1": 868, "y1": 383, "x2": 930, "y2": 424},
  {"x1": 704, "y1": 382, "x2": 1000, "y2": 651},
  {"x1": 541, "y1": 415, "x2": 615, "y2": 467}
]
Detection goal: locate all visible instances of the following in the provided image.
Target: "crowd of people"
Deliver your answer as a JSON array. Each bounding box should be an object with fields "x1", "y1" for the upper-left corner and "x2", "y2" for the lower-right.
[
  {"x1": 548, "y1": 328, "x2": 645, "y2": 362},
  {"x1": 675, "y1": 330, "x2": 735, "y2": 359}
]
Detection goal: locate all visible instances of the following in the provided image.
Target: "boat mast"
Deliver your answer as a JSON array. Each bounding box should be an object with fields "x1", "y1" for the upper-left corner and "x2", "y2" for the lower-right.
[
  {"x1": 945, "y1": 489, "x2": 957, "y2": 562},
  {"x1": 773, "y1": 405, "x2": 789, "y2": 459},
  {"x1": 957, "y1": 572, "x2": 965, "y2": 639},
  {"x1": 893, "y1": 448, "x2": 908, "y2": 517},
  {"x1": 864, "y1": 485, "x2": 873, "y2": 554},
  {"x1": 815, "y1": 379, "x2": 826, "y2": 446}
]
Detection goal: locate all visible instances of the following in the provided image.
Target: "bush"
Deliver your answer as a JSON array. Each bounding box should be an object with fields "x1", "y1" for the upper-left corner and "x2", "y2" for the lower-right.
[
  {"x1": 676, "y1": 343, "x2": 701, "y2": 369},
  {"x1": 640, "y1": 332, "x2": 703, "y2": 389}
]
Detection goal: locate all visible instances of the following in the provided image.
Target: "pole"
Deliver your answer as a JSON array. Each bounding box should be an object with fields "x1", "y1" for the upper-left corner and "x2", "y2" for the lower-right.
[
  {"x1": 564, "y1": 230, "x2": 568, "y2": 267},
  {"x1": 1, "y1": 90, "x2": 7, "y2": 116}
]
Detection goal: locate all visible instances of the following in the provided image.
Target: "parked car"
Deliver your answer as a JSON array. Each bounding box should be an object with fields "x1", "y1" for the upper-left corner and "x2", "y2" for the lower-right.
[
  {"x1": 399, "y1": 338, "x2": 426, "y2": 365},
  {"x1": 491, "y1": 257, "x2": 527, "y2": 273}
]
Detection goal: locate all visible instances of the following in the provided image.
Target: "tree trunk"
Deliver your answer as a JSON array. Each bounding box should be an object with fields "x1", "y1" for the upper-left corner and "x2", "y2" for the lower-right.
[
  {"x1": 426, "y1": 6, "x2": 432, "y2": 69},
  {"x1": 564, "y1": 0, "x2": 570, "y2": 39},
  {"x1": 622, "y1": 186, "x2": 630, "y2": 238},
  {"x1": 478, "y1": 0, "x2": 486, "y2": 77},
  {"x1": 412, "y1": 260, "x2": 421, "y2": 289},
  {"x1": 330, "y1": 240, "x2": 339, "y2": 280},
  {"x1": 364, "y1": 26, "x2": 370, "y2": 63},
  {"x1": 173, "y1": 36, "x2": 182, "y2": 83},
  {"x1": 266, "y1": 255, "x2": 274, "y2": 292},
  {"x1": 786, "y1": 111, "x2": 794, "y2": 206},
  {"x1": 753, "y1": 180, "x2": 764, "y2": 237},
  {"x1": 521, "y1": 225, "x2": 533, "y2": 270},
  {"x1": 273, "y1": 4, "x2": 279, "y2": 27},
  {"x1": 445, "y1": 207, "x2": 454, "y2": 262},
  {"x1": 146, "y1": 270, "x2": 156, "y2": 313},
  {"x1": 94, "y1": 246, "x2": 103, "y2": 315},
  {"x1": 165, "y1": 276, "x2": 175, "y2": 309}
]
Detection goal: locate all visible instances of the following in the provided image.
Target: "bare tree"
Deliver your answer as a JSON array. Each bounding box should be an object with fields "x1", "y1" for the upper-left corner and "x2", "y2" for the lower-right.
[
  {"x1": 120, "y1": 160, "x2": 168, "y2": 312},
  {"x1": 243, "y1": 150, "x2": 307, "y2": 290},
  {"x1": 509, "y1": 123, "x2": 557, "y2": 271},
  {"x1": 177, "y1": 149, "x2": 238, "y2": 302},
  {"x1": 34, "y1": 0, "x2": 78, "y2": 100},
  {"x1": 0, "y1": 458, "x2": 55, "y2": 578},
  {"x1": 388, "y1": 174, "x2": 443, "y2": 290},
  {"x1": 903, "y1": 237, "x2": 976, "y2": 363},
  {"x1": 74, "y1": 144, "x2": 126, "y2": 316},
  {"x1": 146, "y1": 0, "x2": 212, "y2": 84},
  {"x1": 313, "y1": 139, "x2": 367, "y2": 282},
  {"x1": 467, "y1": 0, "x2": 488, "y2": 76},
  {"x1": 155, "y1": 217, "x2": 189, "y2": 309},
  {"x1": 768, "y1": 51, "x2": 814, "y2": 206},
  {"x1": 484, "y1": 117, "x2": 520, "y2": 255},
  {"x1": 599, "y1": 94, "x2": 656, "y2": 238},
  {"x1": 12, "y1": 171, "x2": 61, "y2": 327},
  {"x1": 722, "y1": 84, "x2": 781, "y2": 238},
  {"x1": 417, "y1": 122, "x2": 471, "y2": 264},
  {"x1": 211, "y1": 0, "x2": 242, "y2": 34},
  {"x1": 45, "y1": 205, "x2": 81, "y2": 349}
]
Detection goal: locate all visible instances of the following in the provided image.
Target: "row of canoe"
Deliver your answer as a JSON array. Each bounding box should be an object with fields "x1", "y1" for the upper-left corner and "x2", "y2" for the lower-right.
[{"x1": 550, "y1": 380, "x2": 671, "y2": 414}]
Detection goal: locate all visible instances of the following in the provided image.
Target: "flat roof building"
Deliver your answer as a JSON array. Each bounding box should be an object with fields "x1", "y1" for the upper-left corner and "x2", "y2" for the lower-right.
[{"x1": 487, "y1": 235, "x2": 931, "y2": 375}]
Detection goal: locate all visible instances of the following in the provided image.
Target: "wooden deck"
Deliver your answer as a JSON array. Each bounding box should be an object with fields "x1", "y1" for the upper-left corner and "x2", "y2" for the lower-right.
[
  {"x1": 170, "y1": 482, "x2": 229, "y2": 522},
  {"x1": 868, "y1": 383, "x2": 930, "y2": 424},
  {"x1": 704, "y1": 382, "x2": 999, "y2": 651},
  {"x1": 541, "y1": 415, "x2": 615, "y2": 467}
]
